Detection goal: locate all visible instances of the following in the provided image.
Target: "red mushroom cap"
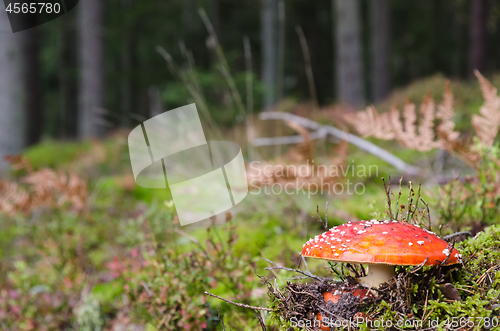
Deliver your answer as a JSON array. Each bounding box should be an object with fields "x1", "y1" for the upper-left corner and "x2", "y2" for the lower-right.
[
  {"x1": 301, "y1": 220, "x2": 461, "y2": 266},
  {"x1": 316, "y1": 288, "x2": 374, "y2": 330},
  {"x1": 322, "y1": 288, "x2": 374, "y2": 303}
]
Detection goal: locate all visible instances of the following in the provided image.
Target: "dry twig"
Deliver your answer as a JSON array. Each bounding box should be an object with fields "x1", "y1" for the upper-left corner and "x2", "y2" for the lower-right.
[{"x1": 204, "y1": 292, "x2": 272, "y2": 311}]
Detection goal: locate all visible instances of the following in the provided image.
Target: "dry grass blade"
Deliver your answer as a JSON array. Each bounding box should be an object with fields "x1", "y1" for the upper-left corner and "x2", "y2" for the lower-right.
[
  {"x1": 254, "y1": 310, "x2": 267, "y2": 331},
  {"x1": 217, "y1": 308, "x2": 226, "y2": 331},
  {"x1": 198, "y1": 8, "x2": 246, "y2": 116},
  {"x1": 477, "y1": 265, "x2": 499, "y2": 285},
  {"x1": 295, "y1": 25, "x2": 318, "y2": 111}
]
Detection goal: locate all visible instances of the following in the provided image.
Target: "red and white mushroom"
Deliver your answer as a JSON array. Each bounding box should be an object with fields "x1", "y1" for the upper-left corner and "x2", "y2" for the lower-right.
[
  {"x1": 301, "y1": 220, "x2": 462, "y2": 288},
  {"x1": 316, "y1": 288, "x2": 374, "y2": 330}
]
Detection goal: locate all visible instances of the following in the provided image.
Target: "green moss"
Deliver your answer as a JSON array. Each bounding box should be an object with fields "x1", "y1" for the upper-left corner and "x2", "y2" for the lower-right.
[
  {"x1": 24, "y1": 139, "x2": 92, "y2": 169},
  {"x1": 363, "y1": 225, "x2": 500, "y2": 330}
]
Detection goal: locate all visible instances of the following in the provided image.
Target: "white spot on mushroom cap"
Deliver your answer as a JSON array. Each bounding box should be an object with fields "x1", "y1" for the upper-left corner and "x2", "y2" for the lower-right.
[
  {"x1": 382, "y1": 232, "x2": 388, "y2": 234},
  {"x1": 443, "y1": 248, "x2": 450, "y2": 256},
  {"x1": 357, "y1": 230, "x2": 367, "y2": 234},
  {"x1": 417, "y1": 241, "x2": 424, "y2": 245},
  {"x1": 409, "y1": 242, "x2": 413, "y2": 246}
]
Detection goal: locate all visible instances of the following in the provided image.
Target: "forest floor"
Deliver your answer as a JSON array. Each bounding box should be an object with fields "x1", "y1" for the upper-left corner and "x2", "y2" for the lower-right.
[{"x1": 1, "y1": 73, "x2": 500, "y2": 330}]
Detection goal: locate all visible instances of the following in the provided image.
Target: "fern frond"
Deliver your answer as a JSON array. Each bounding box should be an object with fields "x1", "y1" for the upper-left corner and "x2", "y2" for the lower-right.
[
  {"x1": 0, "y1": 158, "x2": 87, "y2": 215},
  {"x1": 471, "y1": 70, "x2": 500, "y2": 147},
  {"x1": 402, "y1": 99, "x2": 417, "y2": 142},
  {"x1": 344, "y1": 106, "x2": 395, "y2": 140},
  {"x1": 285, "y1": 120, "x2": 314, "y2": 162},
  {"x1": 415, "y1": 94, "x2": 438, "y2": 151}
]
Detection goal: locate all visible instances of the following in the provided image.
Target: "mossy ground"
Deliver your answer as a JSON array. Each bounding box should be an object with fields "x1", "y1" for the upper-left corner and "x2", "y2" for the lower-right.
[
  {"x1": 1, "y1": 74, "x2": 500, "y2": 330},
  {"x1": 267, "y1": 225, "x2": 500, "y2": 331}
]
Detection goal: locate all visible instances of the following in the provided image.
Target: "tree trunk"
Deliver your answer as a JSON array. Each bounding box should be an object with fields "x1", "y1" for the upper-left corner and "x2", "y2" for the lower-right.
[
  {"x1": 148, "y1": 86, "x2": 164, "y2": 118},
  {"x1": 183, "y1": 0, "x2": 195, "y2": 29},
  {"x1": 261, "y1": 0, "x2": 278, "y2": 109},
  {"x1": 60, "y1": 11, "x2": 78, "y2": 138},
  {"x1": 333, "y1": 0, "x2": 364, "y2": 108},
  {"x1": 209, "y1": 0, "x2": 220, "y2": 39},
  {"x1": 369, "y1": 0, "x2": 390, "y2": 103},
  {"x1": 0, "y1": 11, "x2": 25, "y2": 170},
  {"x1": 468, "y1": 0, "x2": 488, "y2": 75},
  {"x1": 22, "y1": 27, "x2": 42, "y2": 145},
  {"x1": 120, "y1": 0, "x2": 132, "y2": 128},
  {"x1": 78, "y1": 0, "x2": 104, "y2": 138}
]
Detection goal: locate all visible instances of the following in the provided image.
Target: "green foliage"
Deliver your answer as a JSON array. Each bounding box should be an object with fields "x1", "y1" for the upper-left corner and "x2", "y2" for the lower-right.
[
  {"x1": 423, "y1": 226, "x2": 500, "y2": 330},
  {"x1": 434, "y1": 141, "x2": 500, "y2": 232},
  {"x1": 355, "y1": 225, "x2": 500, "y2": 331},
  {"x1": 23, "y1": 139, "x2": 92, "y2": 170},
  {"x1": 3, "y1": 70, "x2": 500, "y2": 330},
  {"x1": 163, "y1": 67, "x2": 263, "y2": 128}
]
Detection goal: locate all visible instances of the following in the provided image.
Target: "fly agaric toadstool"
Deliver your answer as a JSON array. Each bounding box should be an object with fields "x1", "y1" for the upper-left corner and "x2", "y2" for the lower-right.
[
  {"x1": 301, "y1": 220, "x2": 462, "y2": 288},
  {"x1": 316, "y1": 288, "x2": 374, "y2": 330}
]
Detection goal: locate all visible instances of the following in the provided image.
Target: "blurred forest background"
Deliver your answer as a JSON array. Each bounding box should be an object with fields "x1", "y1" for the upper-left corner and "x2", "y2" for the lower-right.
[{"x1": 1, "y1": 0, "x2": 500, "y2": 164}]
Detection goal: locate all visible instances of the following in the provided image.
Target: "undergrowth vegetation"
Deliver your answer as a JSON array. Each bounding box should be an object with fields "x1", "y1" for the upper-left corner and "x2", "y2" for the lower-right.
[{"x1": 1, "y1": 73, "x2": 500, "y2": 330}]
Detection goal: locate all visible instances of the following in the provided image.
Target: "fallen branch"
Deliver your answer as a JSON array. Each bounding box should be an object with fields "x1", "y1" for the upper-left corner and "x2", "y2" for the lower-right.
[
  {"x1": 252, "y1": 128, "x2": 328, "y2": 146},
  {"x1": 442, "y1": 231, "x2": 472, "y2": 242},
  {"x1": 264, "y1": 258, "x2": 327, "y2": 281},
  {"x1": 409, "y1": 257, "x2": 429, "y2": 274},
  {"x1": 256, "y1": 112, "x2": 421, "y2": 175},
  {"x1": 204, "y1": 292, "x2": 272, "y2": 311}
]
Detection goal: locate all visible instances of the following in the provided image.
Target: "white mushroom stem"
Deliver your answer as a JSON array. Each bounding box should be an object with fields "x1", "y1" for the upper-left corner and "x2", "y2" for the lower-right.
[{"x1": 356, "y1": 264, "x2": 395, "y2": 288}]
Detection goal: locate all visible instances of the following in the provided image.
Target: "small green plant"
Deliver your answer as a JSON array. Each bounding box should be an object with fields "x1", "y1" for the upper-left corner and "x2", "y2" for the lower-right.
[{"x1": 435, "y1": 141, "x2": 500, "y2": 232}]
